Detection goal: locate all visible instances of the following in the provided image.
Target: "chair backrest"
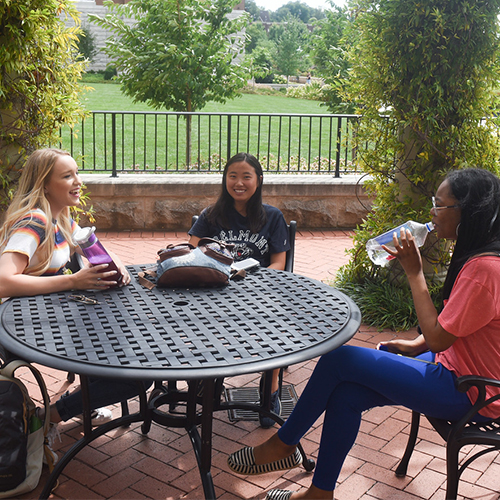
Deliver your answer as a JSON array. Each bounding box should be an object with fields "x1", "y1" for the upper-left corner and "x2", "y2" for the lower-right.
[
  {"x1": 190, "y1": 216, "x2": 296, "y2": 273},
  {"x1": 285, "y1": 220, "x2": 296, "y2": 273}
]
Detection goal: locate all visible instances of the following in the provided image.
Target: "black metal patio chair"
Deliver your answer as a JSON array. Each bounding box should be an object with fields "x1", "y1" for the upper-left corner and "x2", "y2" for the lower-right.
[
  {"x1": 152, "y1": 217, "x2": 298, "y2": 421},
  {"x1": 395, "y1": 374, "x2": 500, "y2": 500}
]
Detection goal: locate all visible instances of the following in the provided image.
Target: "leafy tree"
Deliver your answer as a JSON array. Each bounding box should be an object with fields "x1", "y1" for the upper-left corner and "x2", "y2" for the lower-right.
[
  {"x1": 248, "y1": 43, "x2": 275, "y2": 83},
  {"x1": 77, "y1": 25, "x2": 98, "y2": 63},
  {"x1": 245, "y1": 21, "x2": 269, "y2": 53},
  {"x1": 336, "y1": 0, "x2": 500, "y2": 328},
  {"x1": 273, "y1": 2, "x2": 325, "y2": 23},
  {"x1": 310, "y1": 5, "x2": 353, "y2": 112},
  {"x1": 244, "y1": 0, "x2": 261, "y2": 21},
  {"x1": 91, "y1": 0, "x2": 250, "y2": 165},
  {"x1": 0, "y1": 0, "x2": 88, "y2": 210},
  {"x1": 272, "y1": 14, "x2": 310, "y2": 83},
  {"x1": 311, "y1": 5, "x2": 349, "y2": 77}
]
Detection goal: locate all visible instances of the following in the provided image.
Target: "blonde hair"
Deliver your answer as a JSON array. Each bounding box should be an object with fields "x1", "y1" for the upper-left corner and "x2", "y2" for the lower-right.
[{"x1": 0, "y1": 148, "x2": 77, "y2": 275}]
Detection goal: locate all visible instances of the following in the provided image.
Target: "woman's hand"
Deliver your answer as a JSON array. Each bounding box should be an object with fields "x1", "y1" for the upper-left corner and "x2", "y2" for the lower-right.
[
  {"x1": 377, "y1": 335, "x2": 428, "y2": 357},
  {"x1": 117, "y1": 262, "x2": 131, "y2": 286},
  {"x1": 72, "y1": 264, "x2": 119, "y2": 290},
  {"x1": 382, "y1": 228, "x2": 423, "y2": 278},
  {"x1": 103, "y1": 250, "x2": 130, "y2": 286}
]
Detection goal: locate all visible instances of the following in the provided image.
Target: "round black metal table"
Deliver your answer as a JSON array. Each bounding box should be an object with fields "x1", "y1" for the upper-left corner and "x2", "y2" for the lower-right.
[{"x1": 0, "y1": 265, "x2": 361, "y2": 499}]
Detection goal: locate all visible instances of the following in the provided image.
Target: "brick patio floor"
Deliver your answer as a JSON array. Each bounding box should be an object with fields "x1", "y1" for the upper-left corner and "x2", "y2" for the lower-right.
[{"x1": 17, "y1": 229, "x2": 500, "y2": 500}]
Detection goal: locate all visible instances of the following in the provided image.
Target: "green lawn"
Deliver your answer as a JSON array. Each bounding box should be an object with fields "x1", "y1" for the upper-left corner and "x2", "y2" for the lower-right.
[
  {"x1": 81, "y1": 83, "x2": 327, "y2": 114},
  {"x1": 60, "y1": 84, "x2": 356, "y2": 173}
]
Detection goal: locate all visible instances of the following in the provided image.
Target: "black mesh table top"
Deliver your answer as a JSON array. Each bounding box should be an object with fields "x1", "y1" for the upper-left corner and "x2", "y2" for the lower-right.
[{"x1": 0, "y1": 266, "x2": 361, "y2": 381}]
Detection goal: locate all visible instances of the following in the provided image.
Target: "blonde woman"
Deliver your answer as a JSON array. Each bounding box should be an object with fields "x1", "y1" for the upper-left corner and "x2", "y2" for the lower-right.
[{"x1": 0, "y1": 149, "x2": 148, "y2": 459}]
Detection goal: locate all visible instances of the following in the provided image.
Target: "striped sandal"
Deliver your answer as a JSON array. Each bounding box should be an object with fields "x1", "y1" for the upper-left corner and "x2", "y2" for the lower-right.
[
  {"x1": 227, "y1": 446, "x2": 302, "y2": 475},
  {"x1": 265, "y1": 490, "x2": 294, "y2": 500}
]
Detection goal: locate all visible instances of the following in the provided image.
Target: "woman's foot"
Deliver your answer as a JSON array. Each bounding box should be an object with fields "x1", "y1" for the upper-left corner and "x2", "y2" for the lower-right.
[
  {"x1": 259, "y1": 389, "x2": 281, "y2": 428},
  {"x1": 266, "y1": 485, "x2": 333, "y2": 500},
  {"x1": 254, "y1": 432, "x2": 296, "y2": 464},
  {"x1": 75, "y1": 407, "x2": 113, "y2": 426},
  {"x1": 227, "y1": 433, "x2": 300, "y2": 475}
]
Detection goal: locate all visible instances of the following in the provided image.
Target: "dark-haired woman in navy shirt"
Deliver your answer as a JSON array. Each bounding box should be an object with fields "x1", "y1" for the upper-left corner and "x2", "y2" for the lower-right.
[{"x1": 189, "y1": 152, "x2": 290, "y2": 427}]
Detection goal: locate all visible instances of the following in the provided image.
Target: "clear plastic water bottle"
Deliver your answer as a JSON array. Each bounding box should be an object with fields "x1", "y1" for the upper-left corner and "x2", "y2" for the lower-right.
[
  {"x1": 366, "y1": 221, "x2": 434, "y2": 267},
  {"x1": 74, "y1": 227, "x2": 123, "y2": 285}
]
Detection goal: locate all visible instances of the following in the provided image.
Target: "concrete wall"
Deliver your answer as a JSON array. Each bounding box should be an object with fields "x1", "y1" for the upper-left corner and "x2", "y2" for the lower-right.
[{"x1": 79, "y1": 174, "x2": 371, "y2": 231}]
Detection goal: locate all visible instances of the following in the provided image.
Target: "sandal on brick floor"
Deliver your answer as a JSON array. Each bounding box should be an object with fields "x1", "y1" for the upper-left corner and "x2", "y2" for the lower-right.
[
  {"x1": 265, "y1": 490, "x2": 294, "y2": 500},
  {"x1": 75, "y1": 407, "x2": 113, "y2": 426},
  {"x1": 227, "y1": 446, "x2": 302, "y2": 475}
]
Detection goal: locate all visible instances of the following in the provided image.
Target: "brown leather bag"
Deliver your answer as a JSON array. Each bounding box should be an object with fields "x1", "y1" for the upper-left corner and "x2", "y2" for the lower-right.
[{"x1": 138, "y1": 238, "x2": 243, "y2": 289}]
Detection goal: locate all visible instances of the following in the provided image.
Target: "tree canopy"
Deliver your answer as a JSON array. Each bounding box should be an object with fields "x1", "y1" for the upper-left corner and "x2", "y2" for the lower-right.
[
  {"x1": 336, "y1": 0, "x2": 500, "y2": 328},
  {"x1": 91, "y1": 0, "x2": 250, "y2": 113},
  {"x1": 310, "y1": 5, "x2": 352, "y2": 112},
  {"x1": 0, "y1": 0, "x2": 88, "y2": 209},
  {"x1": 271, "y1": 14, "x2": 311, "y2": 82}
]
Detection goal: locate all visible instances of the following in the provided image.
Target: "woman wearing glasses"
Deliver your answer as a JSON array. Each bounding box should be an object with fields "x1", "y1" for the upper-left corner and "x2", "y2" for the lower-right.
[{"x1": 228, "y1": 168, "x2": 500, "y2": 500}]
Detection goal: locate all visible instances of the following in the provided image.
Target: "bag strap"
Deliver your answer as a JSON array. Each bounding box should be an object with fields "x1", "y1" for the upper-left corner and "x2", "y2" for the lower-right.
[
  {"x1": 137, "y1": 267, "x2": 157, "y2": 290},
  {"x1": 157, "y1": 243, "x2": 194, "y2": 262},
  {"x1": 198, "y1": 238, "x2": 234, "y2": 265},
  {"x1": 0, "y1": 360, "x2": 51, "y2": 437}
]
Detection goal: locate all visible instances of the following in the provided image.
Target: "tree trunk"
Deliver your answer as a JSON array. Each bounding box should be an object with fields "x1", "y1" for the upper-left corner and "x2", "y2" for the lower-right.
[{"x1": 394, "y1": 125, "x2": 446, "y2": 281}]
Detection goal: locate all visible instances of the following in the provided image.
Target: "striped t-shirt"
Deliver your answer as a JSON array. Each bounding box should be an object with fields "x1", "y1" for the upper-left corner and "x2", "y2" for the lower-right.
[{"x1": 2, "y1": 209, "x2": 79, "y2": 276}]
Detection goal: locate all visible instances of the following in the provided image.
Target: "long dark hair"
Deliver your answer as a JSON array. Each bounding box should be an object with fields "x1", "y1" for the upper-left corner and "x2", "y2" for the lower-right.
[
  {"x1": 206, "y1": 153, "x2": 267, "y2": 232},
  {"x1": 442, "y1": 168, "x2": 500, "y2": 300}
]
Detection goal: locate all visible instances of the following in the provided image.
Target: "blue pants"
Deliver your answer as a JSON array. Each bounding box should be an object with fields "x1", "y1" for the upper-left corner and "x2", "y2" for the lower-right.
[
  {"x1": 55, "y1": 378, "x2": 151, "y2": 421},
  {"x1": 277, "y1": 346, "x2": 486, "y2": 491}
]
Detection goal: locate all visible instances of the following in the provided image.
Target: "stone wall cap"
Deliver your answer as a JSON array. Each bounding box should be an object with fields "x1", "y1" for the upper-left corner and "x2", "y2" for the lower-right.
[{"x1": 80, "y1": 173, "x2": 369, "y2": 185}]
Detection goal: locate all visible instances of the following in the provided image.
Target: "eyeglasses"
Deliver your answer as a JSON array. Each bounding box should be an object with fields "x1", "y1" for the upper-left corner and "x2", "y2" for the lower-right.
[
  {"x1": 69, "y1": 294, "x2": 99, "y2": 305},
  {"x1": 431, "y1": 197, "x2": 459, "y2": 211}
]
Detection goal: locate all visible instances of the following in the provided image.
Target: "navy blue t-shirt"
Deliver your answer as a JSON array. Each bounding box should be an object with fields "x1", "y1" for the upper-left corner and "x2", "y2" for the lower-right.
[{"x1": 189, "y1": 204, "x2": 290, "y2": 268}]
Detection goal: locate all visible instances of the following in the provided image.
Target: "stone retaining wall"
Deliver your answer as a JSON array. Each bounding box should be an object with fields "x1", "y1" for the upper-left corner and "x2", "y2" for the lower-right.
[{"x1": 79, "y1": 174, "x2": 371, "y2": 230}]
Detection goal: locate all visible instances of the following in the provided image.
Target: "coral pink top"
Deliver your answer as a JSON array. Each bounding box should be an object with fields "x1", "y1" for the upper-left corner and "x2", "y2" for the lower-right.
[{"x1": 437, "y1": 256, "x2": 500, "y2": 419}]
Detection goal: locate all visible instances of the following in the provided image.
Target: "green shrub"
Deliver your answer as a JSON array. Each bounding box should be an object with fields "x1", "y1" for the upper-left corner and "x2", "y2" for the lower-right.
[
  {"x1": 273, "y1": 75, "x2": 287, "y2": 84},
  {"x1": 285, "y1": 82, "x2": 323, "y2": 101},
  {"x1": 103, "y1": 66, "x2": 117, "y2": 81},
  {"x1": 255, "y1": 74, "x2": 274, "y2": 84},
  {"x1": 335, "y1": 270, "x2": 443, "y2": 331},
  {"x1": 77, "y1": 25, "x2": 97, "y2": 62},
  {"x1": 240, "y1": 85, "x2": 280, "y2": 95},
  {"x1": 81, "y1": 72, "x2": 105, "y2": 83}
]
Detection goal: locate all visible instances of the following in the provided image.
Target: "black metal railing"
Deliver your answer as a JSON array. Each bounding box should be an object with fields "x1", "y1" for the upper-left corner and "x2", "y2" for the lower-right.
[{"x1": 58, "y1": 111, "x2": 361, "y2": 177}]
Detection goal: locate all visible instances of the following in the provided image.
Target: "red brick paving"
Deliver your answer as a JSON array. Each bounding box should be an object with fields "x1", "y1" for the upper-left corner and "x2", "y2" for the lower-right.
[{"x1": 16, "y1": 230, "x2": 500, "y2": 499}]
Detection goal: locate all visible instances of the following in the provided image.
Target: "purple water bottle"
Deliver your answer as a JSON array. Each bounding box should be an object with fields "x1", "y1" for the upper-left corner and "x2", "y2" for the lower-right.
[{"x1": 74, "y1": 227, "x2": 123, "y2": 286}]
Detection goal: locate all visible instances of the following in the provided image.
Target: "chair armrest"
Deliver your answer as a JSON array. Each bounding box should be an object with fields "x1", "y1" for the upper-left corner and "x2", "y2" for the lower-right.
[
  {"x1": 452, "y1": 375, "x2": 500, "y2": 431},
  {"x1": 456, "y1": 375, "x2": 500, "y2": 394}
]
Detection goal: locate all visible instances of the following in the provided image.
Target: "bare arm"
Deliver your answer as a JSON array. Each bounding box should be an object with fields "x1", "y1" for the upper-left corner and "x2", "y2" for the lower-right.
[
  {"x1": 383, "y1": 229, "x2": 457, "y2": 352},
  {"x1": 0, "y1": 252, "x2": 118, "y2": 299},
  {"x1": 268, "y1": 251, "x2": 286, "y2": 270},
  {"x1": 188, "y1": 235, "x2": 201, "y2": 247},
  {"x1": 378, "y1": 334, "x2": 429, "y2": 356}
]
